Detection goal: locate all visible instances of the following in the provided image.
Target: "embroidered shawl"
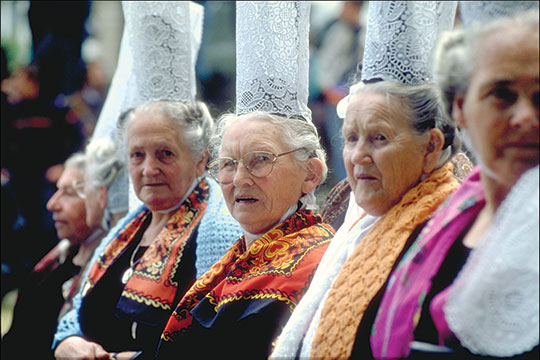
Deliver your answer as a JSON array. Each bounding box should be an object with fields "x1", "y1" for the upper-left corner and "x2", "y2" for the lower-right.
[
  {"x1": 83, "y1": 179, "x2": 209, "y2": 323},
  {"x1": 309, "y1": 163, "x2": 459, "y2": 359},
  {"x1": 371, "y1": 166, "x2": 485, "y2": 359},
  {"x1": 158, "y1": 210, "x2": 333, "y2": 350}
]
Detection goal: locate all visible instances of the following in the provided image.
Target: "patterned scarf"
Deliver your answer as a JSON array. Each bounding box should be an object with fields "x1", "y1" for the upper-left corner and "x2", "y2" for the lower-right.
[
  {"x1": 83, "y1": 179, "x2": 209, "y2": 323},
  {"x1": 371, "y1": 167, "x2": 485, "y2": 359},
  {"x1": 310, "y1": 163, "x2": 459, "y2": 359},
  {"x1": 159, "y1": 209, "x2": 333, "y2": 344}
]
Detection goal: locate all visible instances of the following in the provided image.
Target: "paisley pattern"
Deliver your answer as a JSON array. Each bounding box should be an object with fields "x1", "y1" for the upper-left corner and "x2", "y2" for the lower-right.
[
  {"x1": 84, "y1": 179, "x2": 209, "y2": 313},
  {"x1": 159, "y1": 210, "x2": 333, "y2": 344}
]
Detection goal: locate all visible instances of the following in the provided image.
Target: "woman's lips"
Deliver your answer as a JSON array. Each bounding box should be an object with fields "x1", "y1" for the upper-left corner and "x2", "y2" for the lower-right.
[{"x1": 356, "y1": 174, "x2": 378, "y2": 181}]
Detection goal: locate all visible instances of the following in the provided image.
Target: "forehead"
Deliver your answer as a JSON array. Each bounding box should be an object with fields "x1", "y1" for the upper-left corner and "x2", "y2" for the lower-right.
[
  {"x1": 57, "y1": 167, "x2": 82, "y2": 188},
  {"x1": 221, "y1": 117, "x2": 285, "y2": 153},
  {"x1": 343, "y1": 91, "x2": 406, "y2": 130},
  {"x1": 474, "y1": 27, "x2": 539, "y2": 82},
  {"x1": 127, "y1": 112, "x2": 183, "y2": 147}
]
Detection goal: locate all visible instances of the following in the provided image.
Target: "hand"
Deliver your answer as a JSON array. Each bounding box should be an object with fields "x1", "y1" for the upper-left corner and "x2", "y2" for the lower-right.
[{"x1": 54, "y1": 336, "x2": 110, "y2": 360}]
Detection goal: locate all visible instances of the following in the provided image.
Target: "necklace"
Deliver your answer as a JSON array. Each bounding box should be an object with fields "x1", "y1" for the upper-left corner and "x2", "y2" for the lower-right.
[{"x1": 121, "y1": 240, "x2": 145, "y2": 285}]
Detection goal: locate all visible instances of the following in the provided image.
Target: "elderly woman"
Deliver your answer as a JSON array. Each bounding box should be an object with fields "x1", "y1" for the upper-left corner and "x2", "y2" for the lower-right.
[
  {"x1": 53, "y1": 100, "x2": 242, "y2": 360},
  {"x1": 2, "y1": 152, "x2": 104, "y2": 360},
  {"x1": 271, "y1": 80, "x2": 462, "y2": 359},
  {"x1": 156, "y1": 112, "x2": 335, "y2": 359},
  {"x1": 369, "y1": 11, "x2": 539, "y2": 359}
]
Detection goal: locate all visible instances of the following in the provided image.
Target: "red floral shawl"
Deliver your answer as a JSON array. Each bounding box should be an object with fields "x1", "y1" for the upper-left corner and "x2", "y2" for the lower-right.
[
  {"x1": 159, "y1": 209, "x2": 333, "y2": 345},
  {"x1": 83, "y1": 179, "x2": 209, "y2": 316}
]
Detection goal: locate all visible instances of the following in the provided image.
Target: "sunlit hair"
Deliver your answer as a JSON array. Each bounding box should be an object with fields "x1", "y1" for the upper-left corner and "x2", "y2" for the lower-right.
[
  {"x1": 117, "y1": 100, "x2": 214, "y2": 161},
  {"x1": 64, "y1": 151, "x2": 86, "y2": 174},
  {"x1": 85, "y1": 136, "x2": 125, "y2": 190}
]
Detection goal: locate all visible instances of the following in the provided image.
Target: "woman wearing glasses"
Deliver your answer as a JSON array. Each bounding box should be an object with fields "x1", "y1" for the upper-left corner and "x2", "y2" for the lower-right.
[
  {"x1": 53, "y1": 100, "x2": 242, "y2": 360},
  {"x1": 157, "y1": 112, "x2": 334, "y2": 359}
]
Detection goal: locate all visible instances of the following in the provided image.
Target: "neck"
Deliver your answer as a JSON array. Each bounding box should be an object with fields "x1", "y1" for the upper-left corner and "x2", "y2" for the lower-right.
[
  {"x1": 480, "y1": 170, "x2": 512, "y2": 216},
  {"x1": 72, "y1": 228, "x2": 105, "y2": 267},
  {"x1": 142, "y1": 211, "x2": 172, "y2": 246}
]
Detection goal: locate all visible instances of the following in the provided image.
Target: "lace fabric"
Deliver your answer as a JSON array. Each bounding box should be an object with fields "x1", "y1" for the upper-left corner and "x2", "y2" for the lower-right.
[
  {"x1": 236, "y1": 1, "x2": 311, "y2": 120},
  {"x1": 361, "y1": 1, "x2": 457, "y2": 84},
  {"x1": 445, "y1": 166, "x2": 540, "y2": 356},
  {"x1": 459, "y1": 1, "x2": 539, "y2": 27}
]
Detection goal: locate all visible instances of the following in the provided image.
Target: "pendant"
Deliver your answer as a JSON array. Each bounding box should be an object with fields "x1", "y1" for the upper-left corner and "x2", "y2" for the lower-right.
[{"x1": 122, "y1": 267, "x2": 133, "y2": 285}]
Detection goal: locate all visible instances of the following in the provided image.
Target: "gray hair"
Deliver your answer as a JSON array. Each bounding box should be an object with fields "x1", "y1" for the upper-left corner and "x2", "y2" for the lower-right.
[
  {"x1": 434, "y1": 9, "x2": 539, "y2": 116},
  {"x1": 117, "y1": 100, "x2": 214, "y2": 161},
  {"x1": 85, "y1": 136, "x2": 125, "y2": 190},
  {"x1": 64, "y1": 152, "x2": 86, "y2": 174},
  {"x1": 349, "y1": 80, "x2": 460, "y2": 168},
  {"x1": 210, "y1": 112, "x2": 328, "y2": 209}
]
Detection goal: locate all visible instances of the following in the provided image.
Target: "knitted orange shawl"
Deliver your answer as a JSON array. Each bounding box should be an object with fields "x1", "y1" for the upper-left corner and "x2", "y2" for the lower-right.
[{"x1": 310, "y1": 163, "x2": 458, "y2": 359}]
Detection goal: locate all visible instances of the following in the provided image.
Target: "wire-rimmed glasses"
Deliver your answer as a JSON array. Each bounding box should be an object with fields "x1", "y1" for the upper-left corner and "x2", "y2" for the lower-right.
[
  {"x1": 72, "y1": 179, "x2": 86, "y2": 199},
  {"x1": 207, "y1": 148, "x2": 305, "y2": 184}
]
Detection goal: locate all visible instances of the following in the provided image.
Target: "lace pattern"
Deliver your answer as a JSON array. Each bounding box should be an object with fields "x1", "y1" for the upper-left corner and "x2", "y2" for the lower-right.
[
  {"x1": 445, "y1": 166, "x2": 539, "y2": 356},
  {"x1": 361, "y1": 1, "x2": 457, "y2": 84},
  {"x1": 459, "y1": 1, "x2": 539, "y2": 27},
  {"x1": 123, "y1": 1, "x2": 193, "y2": 107},
  {"x1": 236, "y1": 2, "x2": 311, "y2": 120}
]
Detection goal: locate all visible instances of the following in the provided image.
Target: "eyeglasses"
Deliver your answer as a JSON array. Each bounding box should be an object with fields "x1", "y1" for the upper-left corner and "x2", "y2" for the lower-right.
[
  {"x1": 207, "y1": 148, "x2": 305, "y2": 184},
  {"x1": 72, "y1": 179, "x2": 86, "y2": 199}
]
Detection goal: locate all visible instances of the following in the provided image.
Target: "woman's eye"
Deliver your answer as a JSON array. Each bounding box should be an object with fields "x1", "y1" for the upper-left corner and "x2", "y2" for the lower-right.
[
  {"x1": 344, "y1": 134, "x2": 358, "y2": 144},
  {"x1": 130, "y1": 151, "x2": 143, "y2": 158},
  {"x1": 373, "y1": 134, "x2": 387, "y2": 142},
  {"x1": 490, "y1": 87, "x2": 517, "y2": 105},
  {"x1": 163, "y1": 150, "x2": 174, "y2": 157}
]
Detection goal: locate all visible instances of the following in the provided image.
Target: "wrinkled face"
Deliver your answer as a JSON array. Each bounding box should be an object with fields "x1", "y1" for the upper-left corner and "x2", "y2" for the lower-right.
[
  {"x1": 342, "y1": 91, "x2": 428, "y2": 216},
  {"x1": 456, "y1": 27, "x2": 539, "y2": 190},
  {"x1": 46, "y1": 167, "x2": 93, "y2": 243},
  {"x1": 219, "y1": 117, "x2": 310, "y2": 234},
  {"x1": 127, "y1": 111, "x2": 205, "y2": 212}
]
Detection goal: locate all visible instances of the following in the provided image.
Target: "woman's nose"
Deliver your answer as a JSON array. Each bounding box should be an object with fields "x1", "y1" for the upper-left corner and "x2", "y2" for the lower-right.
[
  {"x1": 510, "y1": 96, "x2": 539, "y2": 131},
  {"x1": 46, "y1": 191, "x2": 61, "y2": 212},
  {"x1": 142, "y1": 156, "x2": 160, "y2": 177},
  {"x1": 232, "y1": 162, "x2": 254, "y2": 187},
  {"x1": 351, "y1": 140, "x2": 372, "y2": 165}
]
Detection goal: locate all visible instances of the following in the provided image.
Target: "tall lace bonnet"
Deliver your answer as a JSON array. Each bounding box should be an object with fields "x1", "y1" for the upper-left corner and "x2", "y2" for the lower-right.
[
  {"x1": 235, "y1": 1, "x2": 311, "y2": 121},
  {"x1": 336, "y1": 1, "x2": 458, "y2": 118},
  {"x1": 444, "y1": 2, "x2": 540, "y2": 356},
  {"x1": 92, "y1": 1, "x2": 204, "y2": 211}
]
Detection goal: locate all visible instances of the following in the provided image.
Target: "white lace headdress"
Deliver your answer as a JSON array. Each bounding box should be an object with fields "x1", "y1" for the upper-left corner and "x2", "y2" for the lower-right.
[
  {"x1": 445, "y1": 166, "x2": 539, "y2": 356},
  {"x1": 235, "y1": 1, "x2": 311, "y2": 121},
  {"x1": 337, "y1": 1, "x2": 458, "y2": 117},
  {"x1": 361, "y1": 1, "x2": 458, "y2": 84},
  {"x1": 459, "y1": 1, "x2": 539, "y2": 27},
  {"x1": 92, "y1": 1, "x2": 205, "y2": 212}
]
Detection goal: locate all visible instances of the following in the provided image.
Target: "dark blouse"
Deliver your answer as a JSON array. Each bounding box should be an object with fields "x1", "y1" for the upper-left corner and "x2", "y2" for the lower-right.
[{"x1": 79, "y1": 215, "x2": 198, "y2": 355}]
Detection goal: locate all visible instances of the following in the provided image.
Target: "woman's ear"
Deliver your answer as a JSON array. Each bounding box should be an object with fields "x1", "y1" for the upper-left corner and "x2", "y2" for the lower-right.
[
  {"x1": 301, "y1": 158, "x2": 324, "y2": 194},
  {"x1": 423, "y1": 128, "x2": 445, "y2": 174},
  {"x1": 196, "y1": 149, "x2": 210, "y2": 178},
  {"x1": 452, "y1": 94, "x2": 467, "y2": 129}
]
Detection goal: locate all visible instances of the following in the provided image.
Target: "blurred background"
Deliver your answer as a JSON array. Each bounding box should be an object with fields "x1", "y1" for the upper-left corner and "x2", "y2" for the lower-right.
[{"x1": 1, "y1": 0, "x2": 367, "y2": 337}]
